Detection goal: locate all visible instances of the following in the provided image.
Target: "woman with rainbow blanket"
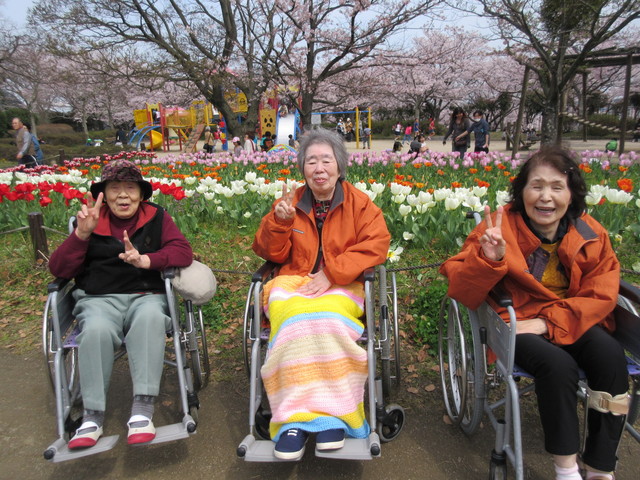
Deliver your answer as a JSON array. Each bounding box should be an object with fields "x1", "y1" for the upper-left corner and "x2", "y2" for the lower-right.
[{"x1": 252, "y1": 128, "x2": 391, "y2": 460}]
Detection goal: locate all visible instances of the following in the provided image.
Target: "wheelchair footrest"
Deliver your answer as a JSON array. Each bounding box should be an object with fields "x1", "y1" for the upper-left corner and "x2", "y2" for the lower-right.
[
  {"x1": 315, "y1": 435, "x2": 380, "y2": 460},
  {"x1": 237, "y1": 433, "x2": 381, "y2": 462},
  {"x1": 45, "y1": 435, "x2": 119, "y2": 463},
  {"x1": 136, "y1": 421, "x2": 193, "y2": 446},
  {"x1": 237, "y1": 435, "x2": 294, "y2": 462}
]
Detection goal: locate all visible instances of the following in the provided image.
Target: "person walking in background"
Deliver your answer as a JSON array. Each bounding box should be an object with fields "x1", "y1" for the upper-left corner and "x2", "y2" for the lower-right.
[
  {"x1": 455, "y1": 110, "x2": 490, "y2": 153},
  {"x1": 362, "y1": 126, "x2": 372, "y2": 149},
  {"x1": 12, "y1": 117, "x2": 37, "y2": 167},
  {"x1": 26, "y1": 123, "x2": 44, "y2": 165},
  {"x1": 393, "y1": 122, "x2": 402, "y2": 141},
  {"x1": 244, "y1": 133, "x2": 256, "y2": 153},
  {"x1": 403, "y1": 124, "x2": 413, "y2": 145},
  {"x1": 203, "y1": 126, "x2": 215, "y2": 153},
  {"x1": 232, "y1": 137, "x2": 243, "y2": 158},
  {"x1": 428, "y1": 117, "x2": 435, "y2": 140},
  {"x1": 443, "y1": 108, "x2": 471, "y2": 157},
  {"x1": 413, "y1": 118, "x2": 420, "y2": 136}
]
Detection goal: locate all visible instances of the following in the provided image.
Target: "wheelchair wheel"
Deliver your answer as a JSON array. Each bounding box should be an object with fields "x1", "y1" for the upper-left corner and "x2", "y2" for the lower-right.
[
  {"x1": 243, "y1": 281, "x2": 257, "y2": 378},
  {"x1": 379, "y1": 268, "x2": 401, "y2": 398},
  {"x1": 378, "y1": 404, "x2": 405, "y2": 442},
  {"x1": 254, "y1": 405, "x2": 272, "y2": 440},
  {"x1": 43, "y1": 304, "x2": 81, "y2": 405},
  {"x1": 187, "y1": 304, "x2": 210, "y2": 391},
  {"x1": 438, "y1": 296, "x2": 484, "y2": 435}
]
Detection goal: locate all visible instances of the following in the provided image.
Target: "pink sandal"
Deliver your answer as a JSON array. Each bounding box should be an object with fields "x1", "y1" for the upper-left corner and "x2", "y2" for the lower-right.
[
  {"x1": 127, "y1": 415, "x2": 156, "y2": 445},
  {"x1": 68, "y1": 421, "x2": 103, "y2": 449}
]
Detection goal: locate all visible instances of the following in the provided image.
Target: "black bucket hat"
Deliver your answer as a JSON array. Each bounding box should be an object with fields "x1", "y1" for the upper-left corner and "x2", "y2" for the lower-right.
[{"x1": 90, "y1": 159, "x2": 153, "y2": 200}]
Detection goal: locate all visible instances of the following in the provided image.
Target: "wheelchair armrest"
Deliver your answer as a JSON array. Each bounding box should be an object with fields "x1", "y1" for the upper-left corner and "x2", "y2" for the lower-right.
[
  {"x1": 252, "y1": 261, "x2": 279, "y2": 283},
  {"x1": 488, "y1": 282, "x2": 513, "y2": 308},
  {"x1": 620, "y1": 279, "x2": 640, "y2": 304},
  {"x1": 363, "y1": 267, "x2": 375, "y2": 283},
  {"x1": 47, "y1": 277, "x2": 72, "y2": 293},
  {"x1": 163, "y1": 267, "x2": 176, "y2": 280}
]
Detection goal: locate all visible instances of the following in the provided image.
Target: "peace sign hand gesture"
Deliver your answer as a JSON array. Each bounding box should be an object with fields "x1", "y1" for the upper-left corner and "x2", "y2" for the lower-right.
[
  {"x1": 75, "y1": 192, "x2": 104, "y2": 241},
  {"x1": 119, "y1": 230, "x2": 151, "y2": 269},
  {"x1": 479, "y1": 205, "x2": 506, "y2": 262},
  {"x1": 275, "y1": 183, "x2": 297, "y2": 222}
]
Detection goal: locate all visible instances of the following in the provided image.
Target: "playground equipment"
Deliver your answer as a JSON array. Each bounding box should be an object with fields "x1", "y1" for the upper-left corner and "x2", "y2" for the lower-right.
[
  {"x1": 559, "y1": 111, "x2": 638, "y2": 135},
  {"x1": 311, "y1": 107, "x2": 372, "y2": 148},
  {"x1": 131, "y1": 101, "x2": 225, "y2": 153}
]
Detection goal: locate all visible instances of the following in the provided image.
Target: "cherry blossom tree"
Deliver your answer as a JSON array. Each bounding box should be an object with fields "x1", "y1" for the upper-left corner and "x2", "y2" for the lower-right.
[
  {"x1": 456, "y1": 0, "x2": 640, "y2": 145},
  {"x1": 0, "y1": 41, "x2": 61, "y2": 136},
  {"x1": 271, "y1": 0, "x2": 442, "y2": 126},
  {"x1": 30, "y1": 0, "x2": 287, "y2": 136},
  {"x1": 320, "y1": 27, "x2": 523, "y2": 129}
]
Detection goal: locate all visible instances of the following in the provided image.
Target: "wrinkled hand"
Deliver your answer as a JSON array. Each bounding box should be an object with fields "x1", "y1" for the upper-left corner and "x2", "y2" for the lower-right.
[
  {"x1": 275, "y1": 183, "x2": 297, "y2": 222},
  {"x1": 479, "y1": 205, "x2": 506, "y2": 261},
  {"x1": 297, "y1": 270, "x2": 331, "y2": 298},
  {"x1": 75, "y1": 192, "x2": 103, "y2": 240},
  {"x1": 118, "y1": 230, "x2": 151, "y2": 269},
  {"x1": 516, "y1": 318, "x2": 548, "y2": 336}
]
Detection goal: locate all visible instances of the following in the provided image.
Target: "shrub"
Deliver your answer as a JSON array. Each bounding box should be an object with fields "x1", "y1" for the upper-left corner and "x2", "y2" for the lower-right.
[
  {"x1": 407, "y1": 277, "x2": 449, "y2": 352},
  {"x1": 585, "y1": 114, "x2": 622, "y2": 138}
]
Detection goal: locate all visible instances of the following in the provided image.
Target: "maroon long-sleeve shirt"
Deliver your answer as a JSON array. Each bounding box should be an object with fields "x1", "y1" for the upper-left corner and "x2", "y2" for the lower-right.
[{"x1": 49, "y1": 203, "x2": 193, "y2": 280}]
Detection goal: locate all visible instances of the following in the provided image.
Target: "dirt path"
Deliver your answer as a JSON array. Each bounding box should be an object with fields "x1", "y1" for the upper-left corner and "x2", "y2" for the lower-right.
[{"x1": 2, "y1": 347, "x2": 639, "y2": 479}]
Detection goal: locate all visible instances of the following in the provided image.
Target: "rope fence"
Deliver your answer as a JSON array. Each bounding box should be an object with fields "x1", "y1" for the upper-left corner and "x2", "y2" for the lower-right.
[
  {"x1": 2, "y1": 212, "x2": 640, "y2": 277},
  {"x1": 208, "y1": 264, "x2": 640, "y2": 277}
]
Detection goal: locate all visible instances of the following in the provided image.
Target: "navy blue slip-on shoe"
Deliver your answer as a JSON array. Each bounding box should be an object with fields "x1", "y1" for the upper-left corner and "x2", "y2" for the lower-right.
[
  {"x1": 274, "y1": 428, "x2": 308, "y2": 460},
  {"x1": 316, "y1": 428, "x2": 345, "y2": 451}
]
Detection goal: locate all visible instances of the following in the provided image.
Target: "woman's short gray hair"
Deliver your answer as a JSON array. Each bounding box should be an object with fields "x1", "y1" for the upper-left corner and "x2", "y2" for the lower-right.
[{"x1": 296, "y1": 128, "x2": 348, "y2": 180}]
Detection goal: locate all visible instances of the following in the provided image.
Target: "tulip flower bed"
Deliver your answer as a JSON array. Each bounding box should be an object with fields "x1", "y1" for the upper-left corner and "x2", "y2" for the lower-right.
[{"x1": 1, "y1": 149, "x2": 640, "y2": 263}]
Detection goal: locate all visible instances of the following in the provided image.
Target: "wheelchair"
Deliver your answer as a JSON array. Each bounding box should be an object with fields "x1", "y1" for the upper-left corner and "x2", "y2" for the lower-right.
[
  {"x1": 438, "y1": 211, "x2": 640, "y2": 479},
  {"x1": 41, "y1": 218, "x2": 212, "y2": 462},
  {"x1": 237, "y1": 262, "x2": 404, "y2": 461}
]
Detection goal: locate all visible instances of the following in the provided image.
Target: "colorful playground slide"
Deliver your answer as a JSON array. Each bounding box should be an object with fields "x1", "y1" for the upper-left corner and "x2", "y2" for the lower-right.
[
  {"x1": 129, "y1": 126, "x2": 163, "y2": 150},
  {"x1": 149, "y1": 129, "x2": 163, "y2": 150},
  {"x1": 276, "y1": 113, "x2": 296, "y2": 144}
]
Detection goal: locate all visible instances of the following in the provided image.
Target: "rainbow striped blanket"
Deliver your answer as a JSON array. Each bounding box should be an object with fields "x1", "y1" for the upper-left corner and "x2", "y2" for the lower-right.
[{"x1": 261, "y1": 275, "x2": 370, "y2": 442}]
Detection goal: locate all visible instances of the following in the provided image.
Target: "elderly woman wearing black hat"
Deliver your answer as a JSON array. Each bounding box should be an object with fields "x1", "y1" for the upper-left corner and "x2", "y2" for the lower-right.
[{"x1": 49, "y1": 159, "x2": 193, "y2": 449}]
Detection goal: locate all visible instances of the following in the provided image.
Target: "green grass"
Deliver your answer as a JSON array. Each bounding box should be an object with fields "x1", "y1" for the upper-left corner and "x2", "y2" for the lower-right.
[{"x1": 2, "y1": 217, "x2": 639, "y2": 395}]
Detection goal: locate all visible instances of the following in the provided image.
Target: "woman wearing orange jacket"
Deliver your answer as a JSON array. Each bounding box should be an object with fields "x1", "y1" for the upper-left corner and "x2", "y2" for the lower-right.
[
  {"x1": 440, "y1": 147, "x2": 628, "y2": 480},
  {"x1": 252, "y1": 128, "x2": 390, "y2": 460}
]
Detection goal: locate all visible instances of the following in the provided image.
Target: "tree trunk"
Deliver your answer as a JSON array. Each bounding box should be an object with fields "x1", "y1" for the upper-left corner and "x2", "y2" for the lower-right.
[
  {"x1": 539, "y1": 89, "x2": 560, "y2": 146},
  {"x1": 29, "y1": 112, "x2": 38, "y2": 138},
  {"x1": 300, "y1": 91, "x2": 314, "y2": 131}
]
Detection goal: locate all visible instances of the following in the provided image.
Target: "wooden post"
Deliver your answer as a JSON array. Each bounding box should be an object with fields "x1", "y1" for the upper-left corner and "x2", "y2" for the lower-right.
[
  {"x1": 512, "y1": 65, "x2": 530, "y2": 158},
  {"x1": 619, "y1": 54, "x2": 632, "y2": 155},
  {"x1": 582, "y1": 72, "x2": 588, "y2": 143},
  {"x1": 28, "y1": 212, "x2": 49, "y2": 264},
  {"x1": 58, "y1": 149, "x2": 65, "y2": 163}
]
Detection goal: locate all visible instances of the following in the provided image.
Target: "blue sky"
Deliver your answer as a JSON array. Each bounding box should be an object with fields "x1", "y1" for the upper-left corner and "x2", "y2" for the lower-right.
[{"x1": 3, "y1": 0, "x2": 33, "y2": 28}]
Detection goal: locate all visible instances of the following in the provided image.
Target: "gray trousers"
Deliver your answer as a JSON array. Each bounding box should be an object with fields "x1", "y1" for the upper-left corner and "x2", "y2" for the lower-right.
[{"x1": 72, "y1": 289, "x2": 170, "y2": 411}]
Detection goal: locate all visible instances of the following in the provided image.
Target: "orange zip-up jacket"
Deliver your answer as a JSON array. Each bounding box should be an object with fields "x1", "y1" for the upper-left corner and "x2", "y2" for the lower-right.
[
  {"x1": 440, "y1": 204, "x2": 619, "y2": 345},
  {"x1": 253, "y1": 181, "x2": 390, "y2": 285}
]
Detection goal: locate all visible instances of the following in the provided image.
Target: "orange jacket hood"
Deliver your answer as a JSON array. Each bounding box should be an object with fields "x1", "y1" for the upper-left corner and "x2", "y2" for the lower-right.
[{"x1": 253, "y1": 181, "x2": 391, "y2": 285}]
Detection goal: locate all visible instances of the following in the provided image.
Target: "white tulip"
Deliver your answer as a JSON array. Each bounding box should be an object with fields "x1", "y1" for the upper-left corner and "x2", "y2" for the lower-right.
[
  {"x1": 605, "y1": 189, "x2": 633, "y2": 205},
  {"x1": 444, "y1": 196, "x2": 462, "y2": 210},
  {"x1": 354, "y1": 181, "x2": 368, "y2": 192},
  {"x1": 370, "y1": 182, "x2": 385, "y2": 194},
  {"x1": 398, "y1": 204, "x2": 412, "y2": 216}
]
